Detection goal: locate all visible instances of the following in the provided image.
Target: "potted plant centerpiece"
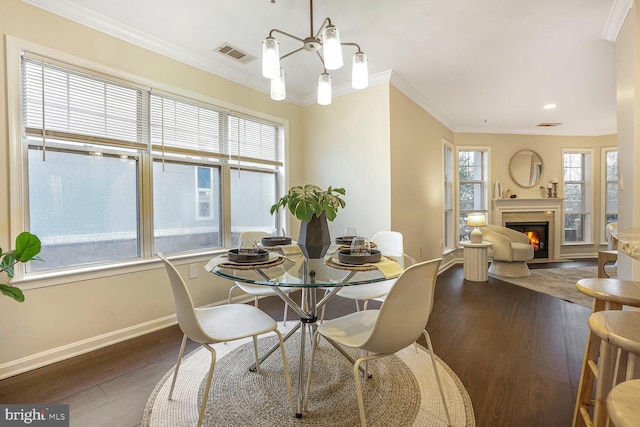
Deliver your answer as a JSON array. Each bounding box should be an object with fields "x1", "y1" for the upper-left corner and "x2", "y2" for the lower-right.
[
  {"x1": 271, "y1": 184, "x2": 346, "y2": 259},
  {"x1": 1, "y1": 231, "x2": 41, "y2": 302}
]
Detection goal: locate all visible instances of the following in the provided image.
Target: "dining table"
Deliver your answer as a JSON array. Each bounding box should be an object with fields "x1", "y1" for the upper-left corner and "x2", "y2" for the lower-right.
[{"x1": 204, "y1": 242, "x2": 405, "y2": 418}]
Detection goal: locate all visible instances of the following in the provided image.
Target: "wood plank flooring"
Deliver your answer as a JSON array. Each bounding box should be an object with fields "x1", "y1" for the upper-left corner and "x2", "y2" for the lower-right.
[{"x1": 0, "y1": 261, "x2": 594, "y2": 426}]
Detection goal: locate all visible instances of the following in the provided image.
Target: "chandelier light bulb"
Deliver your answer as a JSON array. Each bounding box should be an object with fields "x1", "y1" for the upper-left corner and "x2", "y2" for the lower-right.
[
  {"x1": 322, "y1": 25, "x2": 344, "y2": 70},
  {"x1": 270, "y1": 68, "x2": 286, "y2": 101},
  {"x1": 262, "y1": 37, "x2": 281, "y2": 79},
  {"x1": 352, "y1": 52, "x2": 368, "y2": 90},
  {"x1": 317, "y1": 73, "x2": 332, "y2": 105}
]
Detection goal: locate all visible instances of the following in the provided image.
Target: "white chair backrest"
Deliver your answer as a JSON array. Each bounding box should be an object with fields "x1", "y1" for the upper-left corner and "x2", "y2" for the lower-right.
[
  {"x1": 361, "y1": 258, "x2": 442, "y2": 354},
  {"x1": 158, "y1": 253, "x2": 212, "y2": 344},
  {"x1": 239, "y1": 231, "x2": 270, "y2": 240},
  {"x1": 370, "y1": 231, "x2": 404, "y2": 257}
]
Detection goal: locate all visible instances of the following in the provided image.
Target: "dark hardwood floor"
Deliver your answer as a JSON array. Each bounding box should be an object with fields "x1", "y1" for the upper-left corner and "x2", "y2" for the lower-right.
[{"x1": 0, "y1": 260, "x2": 595, "y2": 426}]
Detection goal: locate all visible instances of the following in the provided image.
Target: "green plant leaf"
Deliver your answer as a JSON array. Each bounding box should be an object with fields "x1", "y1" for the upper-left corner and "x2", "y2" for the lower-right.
[
  {"x1": 14, "y1": 232, "x2": 41, "y2": 262},
  {"x1": 0, "y1": 284, "x2": 25, "y2": 302},
  {"x1": 1, "y1": 251, "x2": 17, "y2": 278}
]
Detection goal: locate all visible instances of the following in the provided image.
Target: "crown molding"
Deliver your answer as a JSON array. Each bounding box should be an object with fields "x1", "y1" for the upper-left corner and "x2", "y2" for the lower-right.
[
  {"x1": 454, "y1": 126, "x2": 617, "y2": 137},
  {"x1": 602, "y1": 0, "x2": 633, "y2": 42},
  {"x1": 388, "y1": 71, "x2": 455, "y2": 130}
]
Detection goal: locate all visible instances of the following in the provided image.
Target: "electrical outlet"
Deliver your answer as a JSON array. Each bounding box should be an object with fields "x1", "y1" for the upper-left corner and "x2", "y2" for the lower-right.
[{"x1": 189, "y1": 263, "x2": 198, "y2": 279}]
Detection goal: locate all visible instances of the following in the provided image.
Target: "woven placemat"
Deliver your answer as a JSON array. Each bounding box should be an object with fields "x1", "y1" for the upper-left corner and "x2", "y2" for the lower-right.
[
  {"x1": 325, "y1": 256, "x2": 396, "y2": 272},
  {"x1": 217, "y1": 256, "x2": 286, "y2": 270}
]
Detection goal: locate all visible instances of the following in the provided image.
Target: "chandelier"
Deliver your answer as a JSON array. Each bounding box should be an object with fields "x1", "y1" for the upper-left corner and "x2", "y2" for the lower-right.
[{"x1": 261, "y1": 0, "x2": 369, "y2": 105}]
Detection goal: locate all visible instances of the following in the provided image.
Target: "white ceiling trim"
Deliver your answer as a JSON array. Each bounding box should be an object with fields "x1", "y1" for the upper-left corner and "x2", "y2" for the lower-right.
[
  {"x1": 602, "y1": 0, "x2": 633, "y2": 41},
  {"x1": 455, "y1": 125, "x2": 618, "y2": 137},
  {"x1": 389, "y1": 71, "x2": 455, "y2": 131}
]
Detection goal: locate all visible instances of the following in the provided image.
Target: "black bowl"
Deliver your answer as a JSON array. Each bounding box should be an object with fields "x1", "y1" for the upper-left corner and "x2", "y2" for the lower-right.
[
  {"x1": 335, "y1": 236, "x2": 356, "y2": 245},
  {"x1": 338, "y1": 249, "x2": 381, "y2": 265},
  {"x1": 261, "y1": 236, "x2": 292, "y2": 247},
  {"x1": 227, "y1": 248, "x2": 270, "y2": 263}
]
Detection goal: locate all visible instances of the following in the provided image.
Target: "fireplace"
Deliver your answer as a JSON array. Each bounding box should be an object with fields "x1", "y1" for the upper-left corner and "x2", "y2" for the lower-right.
[{"x1": 505, "y1": 221, "x2": 549, "y2": 259}]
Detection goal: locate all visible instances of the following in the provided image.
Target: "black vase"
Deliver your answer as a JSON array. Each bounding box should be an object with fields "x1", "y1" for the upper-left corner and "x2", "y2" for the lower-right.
[{"x1": 298, "y1": 212, "x2": 331, "y2": 259}]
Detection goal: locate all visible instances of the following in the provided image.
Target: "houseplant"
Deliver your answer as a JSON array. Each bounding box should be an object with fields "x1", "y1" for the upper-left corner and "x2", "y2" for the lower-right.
[
  {"x1": 271, "y1": 184, "x2": 346, "y2": 258},
  {"x1": 1, "y1": 231, "x2": 41, "y2": 302}
]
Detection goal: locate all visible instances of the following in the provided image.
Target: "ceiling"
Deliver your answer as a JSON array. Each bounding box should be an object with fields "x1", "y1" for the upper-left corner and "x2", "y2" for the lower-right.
[{"x1": 25, "y1": 0, "x2": 622, "y2": 136}]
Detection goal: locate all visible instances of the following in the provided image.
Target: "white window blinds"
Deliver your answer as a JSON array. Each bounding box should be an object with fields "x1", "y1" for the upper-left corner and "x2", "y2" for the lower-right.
[
  {"x1": 150, "y1": 93, "x2": 283, "y2": 166},
  {"x1": 22, "y1": 53, "x2": 284, "y2": 167},
  {"x1": 22, "y1": 54, "x2": 147, "y2": 148}
]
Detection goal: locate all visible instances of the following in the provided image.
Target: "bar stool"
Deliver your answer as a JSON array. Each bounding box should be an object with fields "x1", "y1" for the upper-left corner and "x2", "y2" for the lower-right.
[
  {"x1": 588, "y1": 311, "x2": 640, "y2": 426},
  {"x1": 598, "y1": 250, "x2": 618, "y2": 278},
  {"x1": 607, "y1": 379, "x2": 640, "y2": 427},
  {"x1": 573, "y1": 278, "x2": 640, "y2": 427}
]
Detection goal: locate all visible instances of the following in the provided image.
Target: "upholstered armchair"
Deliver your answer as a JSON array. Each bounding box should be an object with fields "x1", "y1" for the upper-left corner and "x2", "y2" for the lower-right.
[{"x1": 481, "y1": 224, "x2": 534, "y2": 278}]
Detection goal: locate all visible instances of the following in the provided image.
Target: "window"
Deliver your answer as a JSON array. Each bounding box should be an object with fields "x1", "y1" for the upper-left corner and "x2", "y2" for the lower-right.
[
  {"x1": 443, "y1": 140, "x2": 454, "y2": 251},
  {"x1": 602, "y1": 148, "x2": 618, "y2": 239},
  {"x1": 458, "y1": 149, "x2": 489, "y2": 242},
  {"x1": 17, "y1": 52, "x2": 284, "y2": 273},
  {"x1": 563, "y1": 150, "x2": 592, "y2": 243}
]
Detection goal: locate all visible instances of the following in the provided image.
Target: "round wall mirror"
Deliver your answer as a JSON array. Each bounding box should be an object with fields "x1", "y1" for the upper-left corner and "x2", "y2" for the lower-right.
[{"x1": 509, "y1": 149, "x2": 544, "y2": 188}]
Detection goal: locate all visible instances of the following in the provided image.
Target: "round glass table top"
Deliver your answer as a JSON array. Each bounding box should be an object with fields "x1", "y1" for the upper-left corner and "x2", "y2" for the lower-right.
[{"x1": 207, "y1": 246, "x2": 405, "y2": 288}]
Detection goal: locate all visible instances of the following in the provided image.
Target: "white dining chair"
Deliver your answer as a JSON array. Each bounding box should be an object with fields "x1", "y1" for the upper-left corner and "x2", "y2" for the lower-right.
[
  {"x1": 158, "y1": 253, "x2": 294, "y2": 427},
  {"x1": 228, "y1": 231, "x2": 296, "y2": 324},
  {"x1": 334, "y1": 231, "x2": 408, "y2": 311},
  {"x1": 305, "y1": 258, "x2": 451, "y2": 427}
]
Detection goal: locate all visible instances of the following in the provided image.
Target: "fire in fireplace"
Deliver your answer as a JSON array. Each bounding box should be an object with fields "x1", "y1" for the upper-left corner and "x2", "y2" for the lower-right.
[{"x1": 506, "y1": 221, "x2": 549, "y2": 259}]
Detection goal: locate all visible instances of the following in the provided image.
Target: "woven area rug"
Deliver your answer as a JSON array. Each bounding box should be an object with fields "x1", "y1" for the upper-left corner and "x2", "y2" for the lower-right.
[
  {"x1": 141, "y1": 323, "x2": 475, "y2": 426},
  {"x1": 491, "y1": 265, "x2": 611, "y2": 307}
]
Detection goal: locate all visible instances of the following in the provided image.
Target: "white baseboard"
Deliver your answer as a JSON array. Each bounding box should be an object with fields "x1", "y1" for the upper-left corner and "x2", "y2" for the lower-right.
[{"x1": 0, "y1": 315, "x2": 178, "y2": 380}]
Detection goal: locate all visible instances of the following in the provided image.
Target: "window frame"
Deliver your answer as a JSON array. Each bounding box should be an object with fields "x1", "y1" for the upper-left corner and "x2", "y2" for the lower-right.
[
  {"x1": 600, "y1": 146, "x2": 618, "y2": 244},
  {"x1": 6, "y1": 36, "x2": 288, "y2": 285},
  {"x1": 562, "y1": 148, "x2": 593, "y2": 245},
  {"x1": 442, "y1": 138, "x2": 455, "y2": 252},
  {"x1": 457, "y1": 147, "x2": 490, "y2": 243}
]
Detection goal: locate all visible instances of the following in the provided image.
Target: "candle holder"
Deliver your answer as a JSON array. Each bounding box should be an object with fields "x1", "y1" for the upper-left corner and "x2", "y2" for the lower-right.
[
  {"x1": 552, "y1": 182, "x2": 558, "y2": 198},
  {"x1": 547, "y1": 187, "x2": 553, "y2": 198}
]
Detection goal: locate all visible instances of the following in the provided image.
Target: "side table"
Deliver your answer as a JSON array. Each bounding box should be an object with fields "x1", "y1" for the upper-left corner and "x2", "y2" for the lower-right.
[{"x1": 460, "y1": 241, "x2": 492, "y2": 282}]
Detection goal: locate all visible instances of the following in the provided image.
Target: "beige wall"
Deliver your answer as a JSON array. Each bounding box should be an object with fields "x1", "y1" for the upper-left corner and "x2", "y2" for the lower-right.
[
  {"x1": 389, "y1": 86, "x2": 454, "y2": 261},
  {"x1": 455, "y1": 133, "x2": 616, "y2": 257},
  {"x1": 0, "y1": 0, "x2": 303, "y2": 376},
  {"x1": 300, "y1": 85, "x2": 392, "y2": 240}
]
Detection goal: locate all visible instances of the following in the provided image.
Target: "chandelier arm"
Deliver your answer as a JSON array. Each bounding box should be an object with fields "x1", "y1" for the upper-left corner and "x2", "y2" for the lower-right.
[
  {"x1": 268, "y1": 28, "x2": 305, "y2": 44},
  {"x1": 314, "y1": 17, "x2": 332, "y2": 40},
  {"x1": 280, "y1": 47, "x2": 305, "y2": 61},
  {"x1": 340, "y1": 42, "x2": 363, "y2": 53},
  {"x1": 314, "y1": 51, "x2": 327, "y2": 72}
]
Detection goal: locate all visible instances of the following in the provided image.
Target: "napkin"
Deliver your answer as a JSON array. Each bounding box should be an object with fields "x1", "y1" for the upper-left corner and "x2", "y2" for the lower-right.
[
  {"x1": 374, "y1": 256, "x2": 404, "y2": 279},
  {"x1": 279, "y1": 244, "x2": 303, "y2": 255}
]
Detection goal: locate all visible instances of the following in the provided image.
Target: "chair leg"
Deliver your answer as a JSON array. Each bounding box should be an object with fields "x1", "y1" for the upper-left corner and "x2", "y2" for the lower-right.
[
  {"x1": 168, "y1": 334, "x2": 188, "y2": 400},
  {"x1": 422, "y1": 330, "x2": 452, "y2": 427},
  {"x1": 353, "y1": 352, "x2": 385, "y2": 427},
  {"x1": 363, "y1": 300, "x2": 369, "y2": 310},
  {"x1": 197, "y1": 344, "x2": 217, "y2": 427},
  {"x1": 275, "y1": 329, "x2": 295, "y2": 416},
  {"x1": 355, "y1": 299, "x2": 361, "y2": 312},
  {"x1": 252, "y1": 336, "x2": 260, "y2": 374}
]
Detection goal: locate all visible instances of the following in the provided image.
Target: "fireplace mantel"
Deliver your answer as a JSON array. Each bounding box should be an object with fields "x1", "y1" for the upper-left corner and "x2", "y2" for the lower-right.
[{"x1": 492, "y1": 198, "x2": 564, "y2": 261}]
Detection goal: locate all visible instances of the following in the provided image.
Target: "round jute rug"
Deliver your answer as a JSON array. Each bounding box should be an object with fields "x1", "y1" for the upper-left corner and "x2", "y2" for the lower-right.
[{"x1": 141, "y1": 323, "x2": 475, "y2": 426}]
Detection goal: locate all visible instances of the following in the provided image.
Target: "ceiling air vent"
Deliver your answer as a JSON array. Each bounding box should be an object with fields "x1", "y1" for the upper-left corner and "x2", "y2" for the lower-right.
[
  {"x1": 537, "y1": 122, "x2": 562, "y2": 127},
  {"x1": 215, "y1": 43, "x2": 256, "y2": 64}
]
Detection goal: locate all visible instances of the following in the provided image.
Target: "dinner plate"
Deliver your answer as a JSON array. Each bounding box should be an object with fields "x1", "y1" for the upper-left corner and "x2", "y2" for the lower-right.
[
  {"x1": 337, "y1": 249, "x2": 381, "y2": 265},
  {"x1": 227, "y1": 248, "x2": 270, "y2": 263}
]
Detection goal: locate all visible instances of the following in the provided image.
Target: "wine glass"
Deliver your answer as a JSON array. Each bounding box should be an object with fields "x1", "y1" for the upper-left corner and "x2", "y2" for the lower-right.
[
  {"x1": 350, "y1": 237, "x2": 371, "y2": 256},
  {"x1": 344, "y1": 227, "x2": 357, "y2": 238},
  {"x1": 238, "y1": 238, "x2": 258, "y2": 255},
  {"x1": 271, "y1": 227, "x2": 286, "y2": 238}
]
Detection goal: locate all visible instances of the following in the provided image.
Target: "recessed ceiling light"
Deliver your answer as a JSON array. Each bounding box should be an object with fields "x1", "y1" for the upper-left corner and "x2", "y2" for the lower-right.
[{"x1": 543, "y1": 104, "x2": 557, "y2": 110}]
